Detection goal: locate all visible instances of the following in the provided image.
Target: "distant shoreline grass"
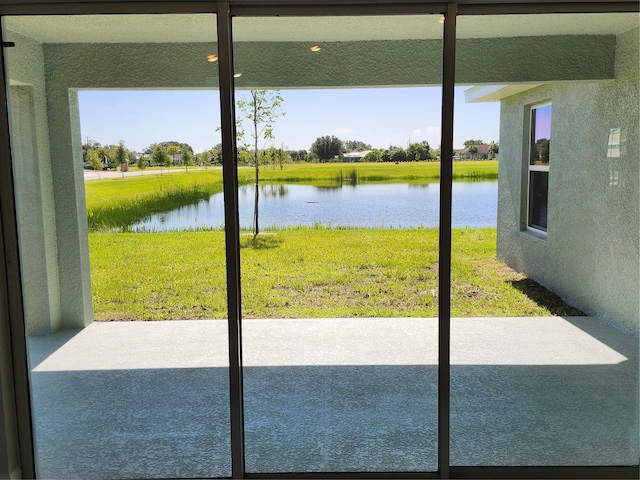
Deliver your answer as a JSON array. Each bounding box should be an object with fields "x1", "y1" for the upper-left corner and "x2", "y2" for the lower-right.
[
  {"x1": 89, "y1": 227, "x2": 583, "y2": 321},
  {"x1": 245, "y1": 160, "x2": 498, "y2": 184},
  {"x1": 85, "y1": 161, "x2": 498, "y2": 231},
  {"x1": 86, "y1": 171, "x2": 223, "y2": 231}
]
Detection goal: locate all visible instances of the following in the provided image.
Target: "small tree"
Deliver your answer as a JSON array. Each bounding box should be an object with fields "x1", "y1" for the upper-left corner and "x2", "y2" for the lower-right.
[
  {"x1": 137, "y1": 155, "x2": 147, "y2": 174},
  {"x1": 310, "y1": 135, "x2": 344, "y2": 162},
  {"x1": 406, "y1": 141, "x2": 430, "y2": 161},
  {"x1": 83, "y1": 139, "x2": 101, "y2": 163},
  {"x1": 96, "y1": 147, "x2": 110, "y2": 169},
  {"x1": 144, "y1": 142, "x2": 158, "y2": 156},
  {"x1": 152, "y1": 145, "x2": 170, "y2": 175},
  {"x1": 463, "y1": 139, "x2": 484, "y2": 148},
  {"x1": 167, "y1": 145, "x2": 180, "y2": 166},
  {"x1": 388, "y1": 147, "x2": 408, "y2": 163},
  {"x1": 164, "y1": 151, "x2": 173, "y2": 171},
  {"x1": 86, "y1": 149, "x2": 102, "y2": 178},
  {"x1": 363, "y1": 150, "x2": 382, "y2": 162},
  {"x1": 534, "y1": 138, "x2": 549, "y2": 163},
  {"x1": 289, "y1": 150, "x2": 308, "y2": 162},
  {"x1": 236, "y1": 90, "x2": 285, "y2": 236},
  {"x1": 276, "y1": 147, "x2": 289, "y2": 170},
  {"x1": 199, "y1": 150, "x2": 210, "y2": 169},
  {"x1": 488, "y1": 141, "x2": 499, "y2": 159},
  {"x1": 114, "y1": 140, "x2": 127, "y2": 178},
  {"x1": 181, "y1": 149, "x2": 193, "y2": 172},
  {"x1": 210, "y1": 144, "x2": 223, "y2": 165},
  {"x1": 344, "y1": 140, "x2": 372, "y2": 151}
]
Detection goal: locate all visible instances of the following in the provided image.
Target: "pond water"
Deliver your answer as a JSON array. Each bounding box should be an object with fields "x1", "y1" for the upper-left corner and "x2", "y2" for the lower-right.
[{"x1": 131, "y1": 181, "x2": 498, "y2": 231}]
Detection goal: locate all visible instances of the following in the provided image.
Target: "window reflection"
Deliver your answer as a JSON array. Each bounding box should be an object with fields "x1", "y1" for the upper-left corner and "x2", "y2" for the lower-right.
[
  {"x1": 530, "y1": 103, "x2": 551, "y2": 165},
  {"x1": 527, "y1": 103, "x2": 551, "y2": 232}
]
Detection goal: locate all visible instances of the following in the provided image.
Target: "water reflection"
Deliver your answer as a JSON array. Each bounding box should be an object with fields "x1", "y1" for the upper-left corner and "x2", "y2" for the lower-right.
[
  {"x1": 240, "y1": 184, "x2": 290, "y2": 198},
  {"x1": 131, "y1": 181, "x2": 498, "y2": 232}
]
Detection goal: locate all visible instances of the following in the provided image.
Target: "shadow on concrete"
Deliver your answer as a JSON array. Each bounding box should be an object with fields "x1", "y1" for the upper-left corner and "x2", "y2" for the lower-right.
[
  {"x1": 31, "y1": 367, "x2": 232, "y2": 479},
  {"x1": 30, "y1": 361, "x2": 638, "y2": 478}
]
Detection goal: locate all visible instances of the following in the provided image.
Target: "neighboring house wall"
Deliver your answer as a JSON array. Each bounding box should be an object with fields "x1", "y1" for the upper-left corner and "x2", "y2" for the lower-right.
[
  {"x1": 497, "y1": 26, "x2": 639, "y2": 334},
  {"x1": 460, "y1": 144, "x2": 491, "y2": 160},
  {"x1": 343, "y1": 151, "x2": 370, "y2": 162}
]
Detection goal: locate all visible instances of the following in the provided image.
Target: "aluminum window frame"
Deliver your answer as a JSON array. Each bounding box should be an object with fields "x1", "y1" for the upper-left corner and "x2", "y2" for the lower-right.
[{"x1": 0, "y1": 2, "x2": 637, "y2": 480}]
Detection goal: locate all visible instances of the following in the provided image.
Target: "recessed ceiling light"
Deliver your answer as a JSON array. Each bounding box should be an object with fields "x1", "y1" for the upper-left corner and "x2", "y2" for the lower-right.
[
  {"x1": 310, "y1": 45, "x2": 321, "y2": 52},
  {"x1": 206, "y1": 54, "x2": 218, "y2": 62},
  {"x1": 233, "y1": 73, "x2": 242, "y2": 78}
]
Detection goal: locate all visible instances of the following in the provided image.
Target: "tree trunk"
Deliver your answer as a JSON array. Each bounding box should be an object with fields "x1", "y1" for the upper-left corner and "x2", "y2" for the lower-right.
[
  {"x1": 253, "y1": 98, "x2": 259, "y2": 236},
  {"x1": 253, "y1": 142, "x2": 259, "y2": 235},
  {"x1": 253, "y1": 172, "x2": 259, "y2": 236}
]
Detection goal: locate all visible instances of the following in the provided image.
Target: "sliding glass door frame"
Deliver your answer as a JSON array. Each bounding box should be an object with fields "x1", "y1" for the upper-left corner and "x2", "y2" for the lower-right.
[{"x1": 0, "y1": 1, "x2": 637, "y2": 479}]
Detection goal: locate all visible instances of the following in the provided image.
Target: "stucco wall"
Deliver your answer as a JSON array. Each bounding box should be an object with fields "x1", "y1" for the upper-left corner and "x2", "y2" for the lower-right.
[
  {"x1": 40, "y1": 35, "x2": 613, "y2": 90},
  {"x1": 497, "y1": 27, "x2": 639, "y2": 334},
  {"x1": 5, "y1": 32, "x2": 61, "y2": 335}
]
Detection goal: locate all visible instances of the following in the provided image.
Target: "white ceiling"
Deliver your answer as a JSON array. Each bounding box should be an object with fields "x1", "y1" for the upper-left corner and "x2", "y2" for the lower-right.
[{"x1": 4, "y1": 12, "x2": 638, "y2": 44}]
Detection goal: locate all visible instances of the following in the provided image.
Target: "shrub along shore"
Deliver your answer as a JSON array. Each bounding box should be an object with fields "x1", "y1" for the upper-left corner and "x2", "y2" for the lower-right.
[{"x1": 86, "y1": 160, "x2": 583, "y2": 320}]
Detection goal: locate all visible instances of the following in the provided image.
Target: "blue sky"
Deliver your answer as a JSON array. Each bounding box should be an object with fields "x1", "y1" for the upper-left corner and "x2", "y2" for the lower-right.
[
  {"x1": 78, "y1": 86, "x2": 500, "y2": 154},
  {"x1": 533, "y1": 103, "x2": 552, "y2": 141}
]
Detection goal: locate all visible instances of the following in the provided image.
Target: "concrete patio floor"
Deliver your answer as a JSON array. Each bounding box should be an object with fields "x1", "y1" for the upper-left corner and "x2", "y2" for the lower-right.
[{"x1": 28, "y1": 316, "x2": 639, "y2": 478}]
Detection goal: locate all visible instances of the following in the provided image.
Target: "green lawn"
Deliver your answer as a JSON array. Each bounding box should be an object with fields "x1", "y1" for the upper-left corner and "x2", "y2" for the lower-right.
[
  {"x1": 89, "y1": 228, "x2": 582, "y2": 321},
  {"x1": 85, "y1": 170, "x2": 224, "y2": 231},
  {"x1": 244, "y1": 160, "x2": 498, "y2": 184},
  {"x1": 86, "y1": 160, "x2": 582, "y2": 321}
]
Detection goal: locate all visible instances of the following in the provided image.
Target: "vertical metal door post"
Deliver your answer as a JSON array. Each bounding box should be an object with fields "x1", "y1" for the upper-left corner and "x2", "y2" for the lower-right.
[
  {"x1": 217, "y1": 3, "x2": 245, "y2": 478},
  {"x1": 438, "y1": 2, "x2": 457, "y2": 478}
]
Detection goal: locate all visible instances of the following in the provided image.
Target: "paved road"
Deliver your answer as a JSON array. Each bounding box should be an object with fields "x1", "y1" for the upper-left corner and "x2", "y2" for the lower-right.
[{"x1": 83, "y1": 166, "x2": 217, "y2": 181}]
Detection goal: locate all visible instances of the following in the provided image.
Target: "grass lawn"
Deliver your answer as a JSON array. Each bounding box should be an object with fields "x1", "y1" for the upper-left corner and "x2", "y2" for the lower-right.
[
  {"x1": 89, "y1": 227, "x2": 582, "y2": 321},
  {"x1": 245, "y1": 160, "x2": 498, "y2": 184},
  {"x1": 86, "y1": 170, "x2": 224, "y2": 231}
]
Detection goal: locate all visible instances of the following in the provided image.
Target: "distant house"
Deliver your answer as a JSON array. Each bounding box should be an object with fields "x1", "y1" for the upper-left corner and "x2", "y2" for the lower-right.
[
  {"x1": 342, "y1": 150, "x2": 371, "y2": 162},
  {"x1": 170, "y1": 152, "x2": 181, "y2": 166},
  {"x1": 460, "y1": 143, "x2": 491, "y2": 160}
]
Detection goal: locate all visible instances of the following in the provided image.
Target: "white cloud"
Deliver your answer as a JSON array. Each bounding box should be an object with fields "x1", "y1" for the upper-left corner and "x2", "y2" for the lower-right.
[
  {"x1": 323, "y1": 128, "x2": 354, "y2": 136},
  {"x1": 425, "y1": 126, "x2": 441, "y2": 147},
  {"x1": 408, "y1": 126, "x2": 441, "y2": 147}
]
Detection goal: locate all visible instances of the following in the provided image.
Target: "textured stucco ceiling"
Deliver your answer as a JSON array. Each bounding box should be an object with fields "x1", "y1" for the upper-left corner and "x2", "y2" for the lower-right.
[
  {"x1": 4, "y1": 12, "x2": 638, "y2": 44},
  {"x1": 4, "y1": 11, "x2": 634, "y2": 89}
]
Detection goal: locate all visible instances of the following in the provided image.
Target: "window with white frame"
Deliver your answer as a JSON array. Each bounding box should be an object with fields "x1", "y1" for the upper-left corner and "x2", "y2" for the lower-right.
[{"x1": 527, "y1": 102, "x2": 551, "y2": 232}]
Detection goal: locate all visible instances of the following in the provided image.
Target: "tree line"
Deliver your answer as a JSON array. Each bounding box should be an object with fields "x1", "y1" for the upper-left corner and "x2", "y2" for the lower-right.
[
  {"x1": 83, "y1": 139, "x2": 224, "y2": 177},
  {"x1": 83, "y1": 136, "x2": 497, "y2": 175}
]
